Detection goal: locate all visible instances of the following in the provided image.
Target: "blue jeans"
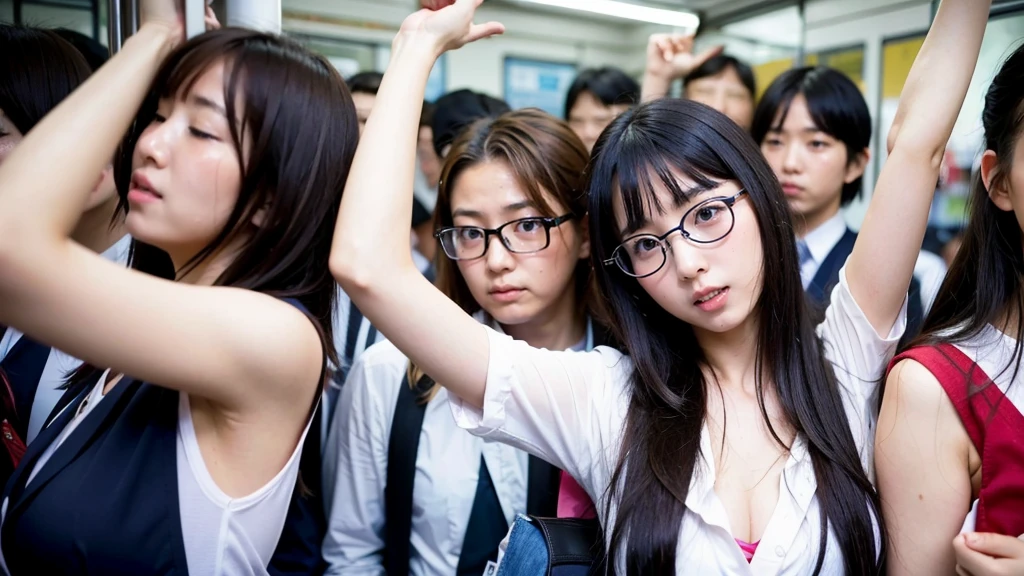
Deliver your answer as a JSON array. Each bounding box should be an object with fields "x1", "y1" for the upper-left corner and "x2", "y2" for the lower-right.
[
  {"x1": 497, "y1": 515, "x2": 549, "y2": 576},
  {"x1": 497, "y1": 516, "x2": 593, "y2": 576}
]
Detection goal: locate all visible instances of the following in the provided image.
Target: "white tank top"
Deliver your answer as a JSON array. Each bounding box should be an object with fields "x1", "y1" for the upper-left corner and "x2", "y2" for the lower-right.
[
  {"x1": 177, "y1": 391, "x2": 312, "y2": 575},
  {"x1": 10, "y1": 371, "x2": 312, "y2": 576}
]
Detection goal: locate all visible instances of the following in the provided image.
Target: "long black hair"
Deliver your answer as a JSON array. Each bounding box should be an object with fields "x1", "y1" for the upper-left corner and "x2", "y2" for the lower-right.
[
  {"x1": 910, "y1": 43, "x2": 1024, "y2": 379},
  {"x1": 751, "y1": 67, "x2": 871, "y2": 206},
  {"x1": 587, "y1": 97, "x2": 885, "y2": 574},
  {"x1": 69, "y1": 28, "x2": 358, "y2": 388}
]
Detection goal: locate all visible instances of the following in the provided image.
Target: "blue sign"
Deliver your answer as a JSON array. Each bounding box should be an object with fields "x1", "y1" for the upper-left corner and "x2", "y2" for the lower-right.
[
  {"x1": 426, "y1": 55, "x2": 447, "y2": 102},
  {"x1": 504, "y1": 57, "x2": 577, "y2": 117}
]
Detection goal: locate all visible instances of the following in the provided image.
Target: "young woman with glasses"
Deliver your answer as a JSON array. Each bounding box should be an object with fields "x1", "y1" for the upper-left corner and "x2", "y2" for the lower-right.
[
  {"x1": 331, "y1": 0, "x2": 988, "y2": 573},
  {"x1": 322, "y1": 108, "x2": 605, "y2": 575}
]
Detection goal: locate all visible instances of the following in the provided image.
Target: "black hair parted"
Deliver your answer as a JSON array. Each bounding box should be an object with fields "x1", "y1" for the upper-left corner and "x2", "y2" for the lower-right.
[
  {"x1": 564, "y1": 67, "x2": 640, "y2": 120},
  {"x1": 347, "y1": 71, "x2": 384, "y2": 96},
  {"x1": 0, "y1": 24, "x2": 92, "y2": 135},
  {"x1": 751, "y1": 67, "x2": 871, "y2": 206},
  {"x1": 684, "y1": 54, "x2": 756, "y2": 99}
]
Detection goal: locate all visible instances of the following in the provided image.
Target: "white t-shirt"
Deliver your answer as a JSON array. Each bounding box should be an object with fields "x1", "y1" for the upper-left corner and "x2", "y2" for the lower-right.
[{"x1": 449, "y1": 267, "x2": 906, "y2": 575}]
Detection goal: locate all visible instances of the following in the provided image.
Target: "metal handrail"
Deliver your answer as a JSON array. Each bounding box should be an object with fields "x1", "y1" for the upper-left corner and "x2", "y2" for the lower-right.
[{"x1": 107, "y1": 0, "x2": 208, "y2": 56}]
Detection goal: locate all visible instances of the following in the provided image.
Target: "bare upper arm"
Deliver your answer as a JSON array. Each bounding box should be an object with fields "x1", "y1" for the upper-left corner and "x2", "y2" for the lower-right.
[
  {"x1": 0, "y1": 240, "x2": 323, "y2": 417},
  {"x1": 876, "y1": 359, "x2": 974, "y2": 576},
  {"x1": 334, "y1": 266, "x2": 491, "y2": 409}
]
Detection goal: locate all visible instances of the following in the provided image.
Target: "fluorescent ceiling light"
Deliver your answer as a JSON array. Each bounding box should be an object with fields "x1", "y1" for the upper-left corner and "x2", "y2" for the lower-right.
[{"x1": 516, "y1": 0, "x2": 700, "y2": 29}]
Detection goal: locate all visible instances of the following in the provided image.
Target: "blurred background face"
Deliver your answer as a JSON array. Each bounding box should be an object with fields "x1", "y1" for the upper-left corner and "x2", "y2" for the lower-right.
[
  {"x1": 759, "y1": 95, "x2": 863, "y2": 233},
  {"x1": 418, "y1": 124, "x2": 442, "y2": 187},
  {"x1": 352, "y1": 91, "x2": 376, "y2": 135},
  {"x1": 568, "y1": 91, "x2": 630, "y2": 153},
  {"x1": 684, "y1": 66, "x2": 755, "y2": 131}
]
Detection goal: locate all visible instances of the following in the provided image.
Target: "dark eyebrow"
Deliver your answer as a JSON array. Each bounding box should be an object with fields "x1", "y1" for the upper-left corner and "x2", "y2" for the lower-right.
[
  {"x1": 190, "y1": 95, "x2": 227, "y2": 116},
  {"x1": 452, "y1": 200, "x2": 536, "y2": 221},
  {"x1": 768, "y1": 126, "x2": 825, "y2": 135},
  {"x1": 451, "y1": 208, "x2": 482, "y2": 219},
  {"x1": 503, "y1": 201, "x2": 534, "y2": 213}
]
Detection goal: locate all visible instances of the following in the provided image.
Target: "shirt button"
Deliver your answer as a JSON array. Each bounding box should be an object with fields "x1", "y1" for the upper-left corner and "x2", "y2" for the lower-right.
[{"x1": 775, "y1": 546, "x2": 785, "y2": 557}]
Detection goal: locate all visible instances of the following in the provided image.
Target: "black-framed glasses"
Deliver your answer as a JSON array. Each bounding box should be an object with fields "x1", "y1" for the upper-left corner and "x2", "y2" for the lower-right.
[
  {"x1": 435, "y1": 214, "x2": 576, "y2": 261},
  {"x1": 604, "y1": 190, "x2": 747, "y2": 278}
]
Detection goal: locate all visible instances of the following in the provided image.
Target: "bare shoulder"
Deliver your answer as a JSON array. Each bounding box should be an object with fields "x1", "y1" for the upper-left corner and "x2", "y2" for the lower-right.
[
  {"x1": 886, "y1": 358, "x2": 948, "y2": 405},
  {"x1": 879, "y1": 358, "x2": 970, "y2": 455}
]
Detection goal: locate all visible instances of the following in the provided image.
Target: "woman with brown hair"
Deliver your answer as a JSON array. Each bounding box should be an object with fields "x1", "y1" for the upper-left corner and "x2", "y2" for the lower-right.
[
  {"x1": 322, "y1": 108, "x2": 602, "y2": 576},
  {"x1": 0, "y1": 0, "x2": 358, "y2": 573}
]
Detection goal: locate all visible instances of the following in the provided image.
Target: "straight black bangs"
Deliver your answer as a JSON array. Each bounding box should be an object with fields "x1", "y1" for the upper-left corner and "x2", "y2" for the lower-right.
[{"x1": 592, "y1": 108, "x2": 738, "y2": 241}]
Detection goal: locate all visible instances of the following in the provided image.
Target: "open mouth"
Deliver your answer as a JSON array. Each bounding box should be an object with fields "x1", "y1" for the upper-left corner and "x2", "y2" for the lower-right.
[{"x1": 695, "y1": 288, "x2": 726, "y2": 305}]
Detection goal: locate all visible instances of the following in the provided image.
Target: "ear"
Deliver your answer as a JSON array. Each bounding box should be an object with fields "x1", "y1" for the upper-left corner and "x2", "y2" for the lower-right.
[
  {"x1": 843, "y1": 147, "x2": 870, "y2": 185},
  {"x1": 576, "y1": 216, "x2": 591, "y2": 260},
  {"x1": 981, "y1": 150, "x2": 1012, "y2": 212}
]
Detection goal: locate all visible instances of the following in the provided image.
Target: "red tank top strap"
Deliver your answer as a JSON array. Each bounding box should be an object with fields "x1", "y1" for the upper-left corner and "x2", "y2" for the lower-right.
[{"x1": 888, "y1": 344, "x2": 1024, "y2": 535}]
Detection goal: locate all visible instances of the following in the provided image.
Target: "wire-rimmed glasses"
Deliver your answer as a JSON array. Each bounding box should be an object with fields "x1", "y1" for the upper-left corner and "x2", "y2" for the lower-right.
[
  {"x1": 603, "y1": 190, "x2": 747, "y2": 278},
  {"x1": 435, "y1": 214, "x2": 576, "y2": 261}
]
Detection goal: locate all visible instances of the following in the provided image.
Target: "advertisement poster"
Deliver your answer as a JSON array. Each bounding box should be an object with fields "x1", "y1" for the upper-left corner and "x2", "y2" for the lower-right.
[{"x1": 504, "y1": 57, "x2": 577, "y2": 117}]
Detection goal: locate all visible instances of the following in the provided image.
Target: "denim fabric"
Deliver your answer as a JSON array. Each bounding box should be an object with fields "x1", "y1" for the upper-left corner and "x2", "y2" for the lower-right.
[{"x1": 496, "y1": 515, "x2": 549, "y2": 576}]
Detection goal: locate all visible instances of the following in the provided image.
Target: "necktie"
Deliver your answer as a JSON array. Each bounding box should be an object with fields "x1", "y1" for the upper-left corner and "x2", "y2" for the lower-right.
[
  {"x1": 797, "y1": 239, "x2": 814, "y2": 289},
  {"x1": 797, "y1": 239, "x2": 812, "y2": 266}
]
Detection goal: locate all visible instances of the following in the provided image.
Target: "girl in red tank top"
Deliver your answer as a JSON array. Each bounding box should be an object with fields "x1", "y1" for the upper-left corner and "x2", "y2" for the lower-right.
[{"x1": 876, "y1": 42, "x2": 1024, "y2": 576}]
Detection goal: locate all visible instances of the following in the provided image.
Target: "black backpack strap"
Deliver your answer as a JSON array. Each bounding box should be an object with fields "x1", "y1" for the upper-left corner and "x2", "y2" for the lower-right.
[
  {"x1": 901, "y1": 275, "x2": 925, "y2": 347},
  {"x1": 807, "y1": 228, "x2": 857, "y2": 305},
  {"x1": 526, "y1": 516, "x2": 602, "y2": 576},
  {"x1": 344, "y1": 300, "x2": 365, "y2": 366},
  {"x1": 384, "y1": 370, "x2": 432, "y2": 576}
]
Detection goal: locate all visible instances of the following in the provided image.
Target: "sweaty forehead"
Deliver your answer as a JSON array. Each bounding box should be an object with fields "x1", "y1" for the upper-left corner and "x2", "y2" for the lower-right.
[{"x1": 450, "y1": 161, "x2": 564, "y2": 220}]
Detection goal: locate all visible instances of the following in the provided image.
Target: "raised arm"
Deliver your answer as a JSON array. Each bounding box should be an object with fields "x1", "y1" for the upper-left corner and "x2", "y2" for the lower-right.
[
  {"x1": 0, "y1": 6, "x2": 322, "y2": 414},
  {"x1": 846, "y1": 0, "x2": 990, "y2": 335},
  {"x1": 330, "y1": 0, "x2": 503, "y2": 407},
  {"x1": 640, "y1": 33, "x2": 722, "y2": 103}
]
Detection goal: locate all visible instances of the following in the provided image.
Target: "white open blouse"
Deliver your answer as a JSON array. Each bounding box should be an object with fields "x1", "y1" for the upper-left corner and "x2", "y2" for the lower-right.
[{"x1": 449, "y1": 267, "x2": 905, "y2": 575}]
